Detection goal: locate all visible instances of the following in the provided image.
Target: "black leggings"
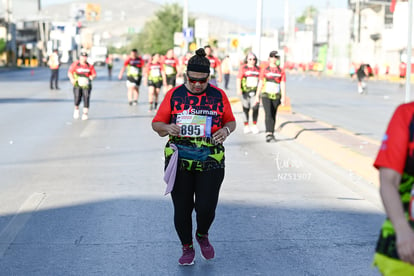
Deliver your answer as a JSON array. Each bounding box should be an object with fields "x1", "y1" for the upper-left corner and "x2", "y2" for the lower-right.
[
  {"x1": 262, "y1": 96, "x2": 281, "y2": 134},
  {"x1": 73, "y1": 87, "x2": 92, "y2": 108},
  {"x1": 50, "y1": 69, "x2": 59, "y2": 88},
  {"x1": 171, "y1": 168, "x2": 224, "y2": 245},
  {"x1": 242, "y1": 93, "x2": 259, "y2": 123}
]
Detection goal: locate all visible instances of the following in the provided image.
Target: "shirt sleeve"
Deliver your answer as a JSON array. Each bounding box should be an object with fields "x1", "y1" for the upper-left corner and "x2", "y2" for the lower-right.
[
  {"x1": 221, "y1": 90, "x2": 236, "y2": 124},
  {"x1": 68, "y1": 62, "x2": 75, "y2": 74},
  {"x1": 215, "y1": 57, "x2": 221, "y2": 67},
  {"x1": 374, "y1": 105, "x2": 410, "y2": 174},
  {"x1": 237, "y1": 66, "x2": 244, "y2": 79},
  {"x1": 281, "y1": 69, "x2": 286, "y2": 82},
  {"x1": 90, "y1": 65, "x2": 97, "y2": 76},
  {"x1": 259, "y1": 67, "x2": 266, "y2": 80}
]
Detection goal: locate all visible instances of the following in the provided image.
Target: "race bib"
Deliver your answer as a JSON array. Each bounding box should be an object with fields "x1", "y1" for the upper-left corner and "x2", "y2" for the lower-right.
[
  {"x1": 165, "y1": 66, "x2": 175, "y2": 75},
  {"x1": 264, "y1": 82, "x2": 280, "y2": 94},
  {"x1": 210, "y1": 67, "x2": 215, "y2": 76},
  {"x1": 246, "y1": 76, "x2": 259, "y2": 88},
  {"x1": 128, "y1": 66, "x2": 140, "y2": 76},
  {"x1": 151, "y1": 68, "x2": 161, "y2": 77},
  {"x1": 77, "y1": 76, "x2": 89, "y2": 87},
  {"x1": 176, "y1": 114, "x2": 212, "y2": 138}
]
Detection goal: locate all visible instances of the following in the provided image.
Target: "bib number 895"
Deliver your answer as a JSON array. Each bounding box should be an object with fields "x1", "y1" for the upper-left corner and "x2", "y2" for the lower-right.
[{"x1": 180, "y1": 124, "x2": 201, "y2": 136}]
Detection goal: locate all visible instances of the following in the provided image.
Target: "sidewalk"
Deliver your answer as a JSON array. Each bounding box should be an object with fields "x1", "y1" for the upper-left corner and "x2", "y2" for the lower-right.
[
  {"x1": 275, "y1": 111, "x2": 380, "y2": 186},
  {"x1": 229, "y1": 97, "x2": 381, "y2": 186}
]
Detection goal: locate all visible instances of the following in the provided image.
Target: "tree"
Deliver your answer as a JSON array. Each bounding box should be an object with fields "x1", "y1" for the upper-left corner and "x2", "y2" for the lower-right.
[
  {"x1": 130, "y1": 3, "x2": 195, "y2": 55},
  {"x1": 296, "y1": 6, "x2": 318, "y2": 24},
  {"x1": 0, "y1": 38, "x2": 6, "y2": 54}
]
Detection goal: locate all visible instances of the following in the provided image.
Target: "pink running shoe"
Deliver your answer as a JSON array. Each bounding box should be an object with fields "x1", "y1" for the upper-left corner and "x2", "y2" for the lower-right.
[
  {"x1": 196, "y1": 233, "x2": 215, "y2": 260},
  {"x1": 178, "y1": 244, "x2": 195, "y2": 265}
]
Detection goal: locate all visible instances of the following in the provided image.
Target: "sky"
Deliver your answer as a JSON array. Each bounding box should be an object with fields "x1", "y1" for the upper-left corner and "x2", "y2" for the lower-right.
[
  {"x1": 149, "y1": 0, "x2": 348, "y2": 29},
  {"x1": 41, "y1": 0, "x2": 348, "y2": 29}
]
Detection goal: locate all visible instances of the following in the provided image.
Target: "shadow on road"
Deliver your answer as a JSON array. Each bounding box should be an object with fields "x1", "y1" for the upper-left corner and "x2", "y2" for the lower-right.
[{"x1": 0, "y1": 197, "x2": 383, "y2": 275}]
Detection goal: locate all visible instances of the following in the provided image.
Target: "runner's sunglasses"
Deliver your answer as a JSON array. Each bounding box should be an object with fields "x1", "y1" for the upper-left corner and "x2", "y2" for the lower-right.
[{"x1": 187, "y1": 74, "x2": 209, "y2": 84}]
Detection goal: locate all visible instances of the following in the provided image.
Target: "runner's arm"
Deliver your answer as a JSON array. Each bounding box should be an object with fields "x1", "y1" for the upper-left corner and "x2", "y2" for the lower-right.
[
  {"x1": 280, "y1": 81, "x2": 286, "y2": 106},
  {"x1": 379, "y1": 167, "x2": 414, "y2": 265},
  {"x1": 118, "y1": 65, "x2": 126, "y2": 79},
  {"x1": 152, "y1": 122, "x2": 180, "y2": 137}
]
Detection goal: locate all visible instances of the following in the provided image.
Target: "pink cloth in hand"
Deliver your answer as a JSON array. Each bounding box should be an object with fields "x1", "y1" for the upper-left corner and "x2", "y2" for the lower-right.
[{"x1": 164, "y1": 143, "x2": 178, "y2": 195}]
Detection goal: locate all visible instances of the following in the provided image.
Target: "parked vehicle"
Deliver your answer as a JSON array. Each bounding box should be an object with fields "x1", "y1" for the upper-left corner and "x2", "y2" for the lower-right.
[{"x1": 88, "y1": 46, "x2": 108, "y2": 66}]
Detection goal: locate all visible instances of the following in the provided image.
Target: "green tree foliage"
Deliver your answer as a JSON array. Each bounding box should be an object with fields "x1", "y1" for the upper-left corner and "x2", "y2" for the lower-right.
[
  {"x1": 130, "y1": 3, "x2": 195, "y2": 55},
  {"x1": 0, "y1": 38, "x2": 6, "y2": 54},
  {"x1": 296, "y1": 6, "x2": 318, "y2": 24}
]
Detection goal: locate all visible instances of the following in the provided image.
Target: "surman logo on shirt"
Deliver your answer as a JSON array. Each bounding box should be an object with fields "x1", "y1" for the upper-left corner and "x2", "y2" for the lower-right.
[{"x1": 182, "y1": 108, "x2": 217, "y2": 116}]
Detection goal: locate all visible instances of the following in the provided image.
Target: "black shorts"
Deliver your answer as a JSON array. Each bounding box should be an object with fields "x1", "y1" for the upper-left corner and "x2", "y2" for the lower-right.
[
  {"x1": 166, "y1": 76, "x2": 176, "y2": 86},
  {"x1": 127, "y1": 76, "x2": 142, "y2": 86},
  {"x1": 148, "y1": 80, "x2": 162, "y2": 88}
]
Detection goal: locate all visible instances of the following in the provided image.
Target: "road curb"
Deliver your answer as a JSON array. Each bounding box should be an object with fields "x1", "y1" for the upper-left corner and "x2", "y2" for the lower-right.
[
  {"x1": 275, "y1": 113, "x2": 379, "y2": 186},
  {"x1": 229, "y1": 96, "x2": 380, "y2": 186}
]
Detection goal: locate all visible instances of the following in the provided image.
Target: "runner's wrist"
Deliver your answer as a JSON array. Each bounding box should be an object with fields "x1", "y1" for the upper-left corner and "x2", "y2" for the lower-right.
[{"x1": 224, "y1": 126, "x2": 231, "y2": 136}]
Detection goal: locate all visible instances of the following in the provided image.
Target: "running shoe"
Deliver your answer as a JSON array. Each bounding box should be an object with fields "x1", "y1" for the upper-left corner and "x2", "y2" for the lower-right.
[
  {"x1": 129, "y1": 101, "x2": 133, "y2": 106},
  {"x1": 81, "y1": 113, "x2": 88, "y2": 120},
  {"x1": 178, "y1": 244, "x2": 195, "y2": 265},
  {"x1": 196, "y1": 233, "x2": 214, "y2": 260},
  {"x1": 133, "y1": 100, "x2": 138, "y2": 106},
  {"x1": 251, "y1": 125, "x2": 259, "y2": 134},
  {"x1": 266, "y1": 134, "x2": 276, "y2": 143},
  {"x1": 243, "y1": 125, "x2": 251, "y2": 134},
  {"x1": 73, "y1": 109, "x2": 80, "y2": 119}
]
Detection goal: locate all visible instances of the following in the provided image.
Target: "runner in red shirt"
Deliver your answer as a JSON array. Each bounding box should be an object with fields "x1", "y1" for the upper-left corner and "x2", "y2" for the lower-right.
[
  {"x1": 67, "y1": 51, "x2": 97, "y2": 120},
  {"x1": 237, "y1": 52, "x2": 261, "y2": 134},
  {"x1": 204, "y1": 45, "x2": 222, "y2": 87},
  {"x1": 256, "y1": 50, "x2": 286, "y2": 142},
  {"x1": 152, "y1": 48, "x2": 236, "y2": 266},
  {"x1": 399, "y1": 62, "x2": 407, "y2": 87},
  {"x1": 145, "y1": 53, "x2": 167, "y2": 112},
  {"x1": 118, "y1": 49, "x2": 144, "y2": 106},
  {"x1": 373, "y1": 102, "x2": 414, "y2": 274},
  {"x1": 178, "y1": 52, "x2": 193, "y2": 85},
  {"x1": 162, "y1": 49, "x2": 179, "y2": 93}
]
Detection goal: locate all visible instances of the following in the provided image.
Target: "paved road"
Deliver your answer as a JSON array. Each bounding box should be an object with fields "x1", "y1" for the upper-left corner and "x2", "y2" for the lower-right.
[
  {"x1": 287, "y1": 73, "x2": 410, "y2": 141},
  {"x1": 0, "y1": 65, "x2": 384, "y2": 275}
]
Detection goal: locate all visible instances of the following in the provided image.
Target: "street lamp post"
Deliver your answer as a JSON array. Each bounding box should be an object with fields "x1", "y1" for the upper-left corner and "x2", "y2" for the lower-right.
[
  {"x1": 284, "y1": 0, "x2": 289, "y2": 61},
  {"x1": 256, "y1": 0, "x2": 263, "y2": 59},
  {"x1": 182, "y1": 0, "x2": 188, "y2": 55}
]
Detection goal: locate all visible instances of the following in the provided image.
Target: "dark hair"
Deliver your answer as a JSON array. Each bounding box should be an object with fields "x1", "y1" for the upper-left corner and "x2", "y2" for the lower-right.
[
  {"x1": 244, "y1": 52, "x2": 258, "y2": 66},
  {"x1": 269, "y1": 50, "x2": 280, "y2": 58},
  {"x1": 187, "y1": 48, "x2": 210, "y2": 71},
  {"x1": 131, "y1": 49, "x2": 138, "y2": 53},
  {"x1": 204, "y1": 45, "x2": 211, "y2": 49}
]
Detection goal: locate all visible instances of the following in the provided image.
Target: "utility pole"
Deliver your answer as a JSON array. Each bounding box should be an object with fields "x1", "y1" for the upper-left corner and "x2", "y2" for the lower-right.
[
  {"x1": 182, "y1": 0, "x2": 188, "y2": 55},
  {"x1": 284, "y1": 0, "x2": 289, "y2": 61},
  {"x1": 3, "y1": 0, "x2": 14, "y2": 66},
  {"x1": 256, "y1": 0, "x2": 263, "y2": 60},
  {"x1": 355, "y1": 0, "x2": 360, "y2": 43}
]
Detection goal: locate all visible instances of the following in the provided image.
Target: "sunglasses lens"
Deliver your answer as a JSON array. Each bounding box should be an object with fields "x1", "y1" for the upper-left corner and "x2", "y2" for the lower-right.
[{"x1": 187, "y1": 75, "x2": 208, "y2": 84}]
